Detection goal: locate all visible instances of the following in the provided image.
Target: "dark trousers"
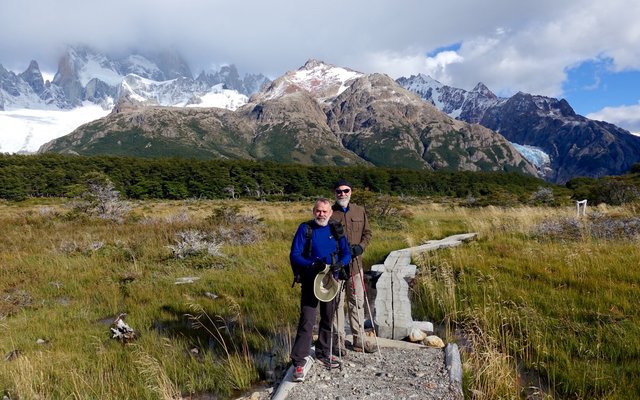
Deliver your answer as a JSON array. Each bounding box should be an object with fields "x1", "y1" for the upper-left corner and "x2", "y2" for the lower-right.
[{"x1": 290, "y1": 278, "x2": 336, "y2": 366}]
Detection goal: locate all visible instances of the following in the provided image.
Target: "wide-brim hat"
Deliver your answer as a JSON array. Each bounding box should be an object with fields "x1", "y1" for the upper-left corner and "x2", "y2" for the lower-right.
[{"x1": 313, "y1": 265, "x2": 340, "y2": 302}]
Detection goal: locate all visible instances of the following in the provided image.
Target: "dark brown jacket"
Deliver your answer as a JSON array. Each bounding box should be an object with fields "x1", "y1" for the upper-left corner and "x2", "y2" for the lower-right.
[{"x1": 331, "y1": 202, "x2": 372, "y2": 272}]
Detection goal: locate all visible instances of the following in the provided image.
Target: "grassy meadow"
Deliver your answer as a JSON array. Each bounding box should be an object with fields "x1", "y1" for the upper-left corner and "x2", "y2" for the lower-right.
[{"x1": 0, "y1": 197, "x2": 638, "y2": 399}]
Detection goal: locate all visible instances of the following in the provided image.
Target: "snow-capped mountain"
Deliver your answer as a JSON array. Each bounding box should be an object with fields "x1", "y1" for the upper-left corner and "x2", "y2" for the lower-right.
[
  {"x1": 0, "y1": 45, "x2": 270, "y2": 153},
  {"x1": 398, "y1": 74, "x2": 640, "y2": 183},
  {"x1": 396, "y1": 73, "x2": 501, "y2": 121},
  {"x1": 118, "y1": 75, "x2": 248, "y2": 109},
  {"x1": 196, "y1": 64, "x2": 269, "y2": 98},
  {"x1": 0, "y1": 61, "x2": 65, "y2": 111},
  {"x1": 254, "y1": 59, "x2": 363, "y2": 103},
  {"x1": 42, "y1": 59, "x2": 537, "y2": 178}
]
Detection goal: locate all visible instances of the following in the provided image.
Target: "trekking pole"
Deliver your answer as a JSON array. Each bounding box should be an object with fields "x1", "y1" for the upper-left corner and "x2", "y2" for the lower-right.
[
  {"x1": 333, "y1": 281, "x2": 344, "y2": 370},
  {"x1": 358, "y1": 267, "x2": 382, "y2": 356},
  {"x1": 327, "y1": 253, "x2": 343, "y2": 371},
  {"x1": 328, "y1": 302, "x2": 334, "y2": 371},
  {"x1": 350, "y1": 263, "x2": 366, "y2": 353}
]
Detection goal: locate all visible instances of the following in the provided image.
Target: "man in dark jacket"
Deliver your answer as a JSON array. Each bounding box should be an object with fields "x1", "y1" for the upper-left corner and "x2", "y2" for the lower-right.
[
  {"x1": 289, "y1": 198, "x2": 352, "y2": 381},
  {"x1": 331, "y1": 179, "x2": 376, "y2": 353}
]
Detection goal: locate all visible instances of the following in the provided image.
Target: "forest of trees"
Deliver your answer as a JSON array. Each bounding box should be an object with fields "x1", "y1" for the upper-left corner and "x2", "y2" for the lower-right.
[{"x1": 2, "y1": 153, "x2": 637, "y2": 205}]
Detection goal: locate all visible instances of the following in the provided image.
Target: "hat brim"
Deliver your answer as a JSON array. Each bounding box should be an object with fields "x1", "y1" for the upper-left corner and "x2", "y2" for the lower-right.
[{"x1": 313, "y1": 265, "x2": 340, "y2": 302}]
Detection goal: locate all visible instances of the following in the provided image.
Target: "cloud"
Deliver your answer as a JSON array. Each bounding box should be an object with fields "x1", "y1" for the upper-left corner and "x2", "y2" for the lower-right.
[
  {"x1": 363, "y1": 50, "x2": 463, "y2": 82},
  {"x1": 0, "y1": 0, "x2": 638, "y2": 110},
  {"x1": 587, "y1": 105, "x2": 640, "y2": 134},
  {"x1": 383, "y1": 1, "x2": 640, "y2": 101}
]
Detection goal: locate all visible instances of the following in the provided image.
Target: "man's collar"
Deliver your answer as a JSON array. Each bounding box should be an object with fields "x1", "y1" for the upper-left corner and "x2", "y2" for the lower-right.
[{"x1": 332, "y1": 202, "x2": 349, "y2": 212}]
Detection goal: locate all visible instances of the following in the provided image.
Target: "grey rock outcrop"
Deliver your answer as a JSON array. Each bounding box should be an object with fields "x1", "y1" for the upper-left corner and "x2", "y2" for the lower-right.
[
  {"x1": 327, "y1": 73, "x2": 536, "y2": 174},
  {"x1": 18, "y1": 60, "x2": 45, "y2": 95},
  {"x1": 196, "y1": 64, "x2": 270, "y2": 96}
]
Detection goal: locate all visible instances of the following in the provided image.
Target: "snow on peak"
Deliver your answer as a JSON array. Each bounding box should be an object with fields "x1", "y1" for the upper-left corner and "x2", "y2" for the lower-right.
[
  {"x1": 471, "y1": 82, "x2": 495, "y2": 97},
  {"x1": 187, "y1": 84, "x2": 248, "y2": 110},
  {"x1": 1, "y1": 49, "x2": 254, "y2": 153},
  {"x1": 261, "y1": 60, "x2": 363, "y2": 102},
  {"x1": 67, "y1": 49, "x2": 123, "y2": 87},
  {"x1": 118, "y1": 74, "x2": 248, "y2": 110}
]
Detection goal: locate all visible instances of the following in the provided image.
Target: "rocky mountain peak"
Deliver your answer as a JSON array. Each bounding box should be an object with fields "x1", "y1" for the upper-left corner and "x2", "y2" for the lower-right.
[
  {"x1": 143, "y1": 49, "x2": 193, "y2": 80},
  {"x1": 196, "y1": 64, "x2": 269, "y2": 96},
  {"x1": 255, "y1": 59, "x2": 363, "y2": 103},
  {"x1": 301, "y1": 59, "x2": 326, "y2": 69},
  {"x1": 18, "y1": 60, "x2": 45, "y2": 94},
  {"x1": 396, "y1": 74, "x2": 443, "y2": 92},
  {"x1": 471, "y1": 82, "x2": 496, "y2": 98},
  {"x1": 197, "y1": 64, "x2": 241, "y2": 88}
]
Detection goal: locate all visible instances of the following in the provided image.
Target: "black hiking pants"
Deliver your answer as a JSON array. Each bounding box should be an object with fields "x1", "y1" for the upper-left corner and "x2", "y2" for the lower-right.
[{"x1": 290, "y1": 277, "x2": 336, "y2": 366}]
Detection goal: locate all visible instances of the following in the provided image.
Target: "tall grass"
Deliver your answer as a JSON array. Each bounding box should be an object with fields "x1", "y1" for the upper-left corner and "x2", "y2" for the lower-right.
[
  {"x1": 2, "y1": 199, "x2": 638, "y2": 399},
  {"x1": 0, "y1": 199, "x2": 301, "y2": 399},
  {"x1": 411, "y1": 205, "x2": 640, "y2": 399}
]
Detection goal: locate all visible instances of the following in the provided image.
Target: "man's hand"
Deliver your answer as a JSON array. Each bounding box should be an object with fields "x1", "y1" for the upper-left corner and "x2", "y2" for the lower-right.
[
  {"x1": 311, "y1": 260, "x2": 326, "y2": 273},
  {"x1": 331, "y1": 261, "x2": 350, "y2": 280},
  {"x1": 331, "y1": 261, "x2": 344, "y2": 273},
  {"x1": 350, "y1": 244, "x2": 363, "y2": 257}
]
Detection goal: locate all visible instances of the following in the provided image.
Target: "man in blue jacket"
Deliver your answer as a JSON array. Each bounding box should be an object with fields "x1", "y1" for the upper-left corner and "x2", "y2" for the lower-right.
[{"x1": 289, "y1": 198, "x2": 351, "y2": 382}]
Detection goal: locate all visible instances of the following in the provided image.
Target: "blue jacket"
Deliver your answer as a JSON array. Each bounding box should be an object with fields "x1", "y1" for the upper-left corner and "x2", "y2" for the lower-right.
[{"x1": 290, "y1": 221, "x2": 351, "y2": 274}]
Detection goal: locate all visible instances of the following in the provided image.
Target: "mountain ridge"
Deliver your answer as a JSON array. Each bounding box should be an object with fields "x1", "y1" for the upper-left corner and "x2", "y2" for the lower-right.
[
  {"x1": 1, "y1": 45, "x2": 271, "y2": 111},
  {"x1": 397, "y1": 74, "x2": 640, "y2": 183},
  {"x1": 4, "y1": 47, "x2": 639, "y2": 183},
  {"x1": 40, "y1": 60, "x2": 537, "y2": 177}
]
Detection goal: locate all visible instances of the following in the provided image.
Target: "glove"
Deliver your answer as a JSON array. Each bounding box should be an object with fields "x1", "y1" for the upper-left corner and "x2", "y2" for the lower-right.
[
  {"x1": 337, "y1": 265, "x2": 350, "y2": 281},
  {"x1": 331, "y1": 261, "x2": 344, "y2": 273},
  {"x1": 311, "y1": 260, "x2": 326, "y2": 273},
  {"x1": 350, "y1": 244, "x2": 363, "y2": 257},
  {"x1": 331, "y1": 261, "x2": 350, "y2": 281}
]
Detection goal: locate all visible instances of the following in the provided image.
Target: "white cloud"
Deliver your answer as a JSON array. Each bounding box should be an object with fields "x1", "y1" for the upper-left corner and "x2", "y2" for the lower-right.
[
  {"x1": 0, "y1": 0, "x2": 638, "y2": 106},
  {"x1": 444, "y1": 0, "x2": 640, "y2": 96},
  {"x1": 363, "y1": 50, "x2": 463, "y2": 82},
  {"x1": 587, "y1": 105, "x2": 640, "y2": 134}
]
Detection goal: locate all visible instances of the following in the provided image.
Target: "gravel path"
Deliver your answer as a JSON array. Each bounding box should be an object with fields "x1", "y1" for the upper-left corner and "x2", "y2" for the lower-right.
[
  {"x1": 235, "y1": 344, "x2": 462, "y2": 400},
  {"x1": 281, "y1": 345, "x2": 461, "y2": 400}
]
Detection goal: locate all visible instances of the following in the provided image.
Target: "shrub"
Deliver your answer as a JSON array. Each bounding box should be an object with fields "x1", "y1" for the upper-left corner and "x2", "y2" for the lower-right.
[
  {"x1": 167, "y1": 230, "x2": 223, "y2": 259},
  {"x1": 528, "y1": 186, "x2": 555, "y2": 205},
  {"x1": 70, "y1": 173, "x2": 131, "y2": 222},
  {"x1": 205, "y1": 206, "x2": 263, "y2": 245},
  {"x1": 531, "y1": 213, "x2": 640, "y2": 241}
]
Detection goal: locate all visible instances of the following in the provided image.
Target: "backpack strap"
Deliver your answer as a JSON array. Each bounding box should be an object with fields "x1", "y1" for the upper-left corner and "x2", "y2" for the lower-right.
[
  {"x1": 303, "y1": 219, "x2": 345, "y2": 259},
  {"x1": 328, "y1": 219, "x2": 344, "y2": 242},
  {"x1": 303, "y1": 220, "x2": 314, "y2": 258}
]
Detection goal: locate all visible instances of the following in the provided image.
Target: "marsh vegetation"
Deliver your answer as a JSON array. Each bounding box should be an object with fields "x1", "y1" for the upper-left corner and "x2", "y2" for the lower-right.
[{"x1": 0, "y1": 197, "x2": 638, "y2": 399}]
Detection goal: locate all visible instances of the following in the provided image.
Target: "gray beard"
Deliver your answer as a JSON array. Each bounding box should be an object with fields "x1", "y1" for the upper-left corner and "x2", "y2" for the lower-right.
[
  {"x1": 315, "y1": 218, "x2": 329, "y2": 226},
  {"x1": 336, "y1": 198, "x2": 350, "y2": 208}
]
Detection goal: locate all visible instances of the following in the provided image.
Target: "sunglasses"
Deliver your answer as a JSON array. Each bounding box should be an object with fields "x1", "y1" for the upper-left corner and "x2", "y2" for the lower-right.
[{"x1": 335, "y1": 189, "x2": 351, "y2": 194}]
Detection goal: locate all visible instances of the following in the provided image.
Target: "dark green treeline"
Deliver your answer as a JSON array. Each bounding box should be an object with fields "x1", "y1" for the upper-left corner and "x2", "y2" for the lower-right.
[{"x1": 0, "y1": 154, "x2": 553, "y2": 202}]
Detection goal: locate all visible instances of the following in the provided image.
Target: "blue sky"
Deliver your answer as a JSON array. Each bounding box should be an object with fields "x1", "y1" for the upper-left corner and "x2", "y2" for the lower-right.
[
  {"x1": 1, "y1": 0, "x2": 639, "y2": 132},
  {"x1": 563, "y1": 58, "x2": 640, "y2": 115}
]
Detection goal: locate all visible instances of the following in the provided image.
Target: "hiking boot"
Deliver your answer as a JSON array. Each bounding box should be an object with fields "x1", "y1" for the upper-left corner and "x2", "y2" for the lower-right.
[
  {"x1": 332, "y1": 342, "x2": 348, "y2": 357},
  {"x1": 352, "y1": 340, "x2": 378, "y2": 353},
  {"x1": 292, "y1": 361, "x2": 307, "y2": 382},
  {"x1": 318, "y1": 355, "x2": 341, "y2": 369}
]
